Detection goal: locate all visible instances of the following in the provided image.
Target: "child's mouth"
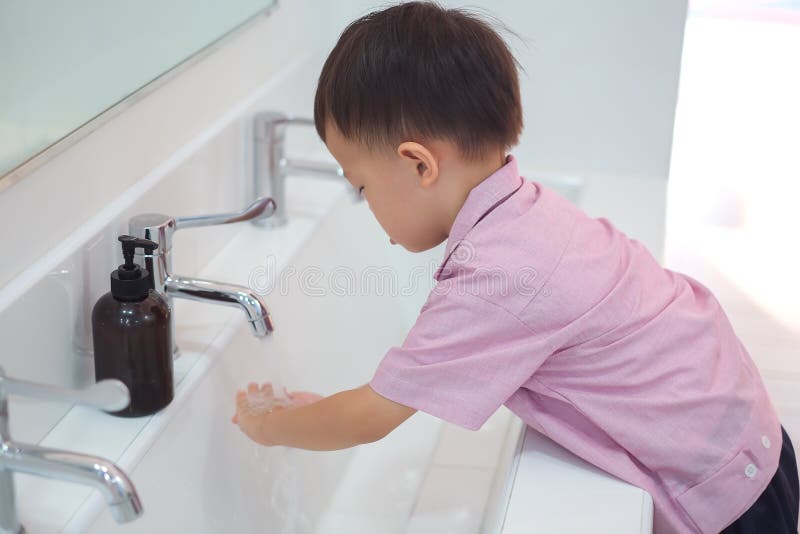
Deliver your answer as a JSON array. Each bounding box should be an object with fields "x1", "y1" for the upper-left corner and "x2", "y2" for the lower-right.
[{"x1": 389, "y1": 238, "x2": 397, "y2": 245}]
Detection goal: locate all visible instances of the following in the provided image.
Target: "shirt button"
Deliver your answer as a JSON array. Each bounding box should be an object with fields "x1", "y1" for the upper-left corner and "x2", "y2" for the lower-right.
[
  {"x1": 744, "y1": 464, "x2": 758, "y2": 478},
  {"x1": 761, "y1": 435, "x2": 771, "y2": 449}
]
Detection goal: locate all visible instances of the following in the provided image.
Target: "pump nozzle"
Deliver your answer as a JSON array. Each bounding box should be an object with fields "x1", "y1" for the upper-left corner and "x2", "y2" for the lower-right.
[{"x1": 118, "y1": 236, "x2": 157, "y2": 267}]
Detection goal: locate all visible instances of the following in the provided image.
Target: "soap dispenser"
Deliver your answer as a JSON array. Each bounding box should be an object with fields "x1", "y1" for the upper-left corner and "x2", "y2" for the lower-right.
[{"x1": 92, "y1": 235, "x2": 173, "y2": 417}]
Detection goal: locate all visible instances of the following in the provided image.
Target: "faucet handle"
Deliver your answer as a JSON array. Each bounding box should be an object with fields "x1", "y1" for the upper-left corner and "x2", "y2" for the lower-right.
[
  {"x1": 0, "y1": 369, "x2": 130, "y2": 412},
  {"x1": 174, "y1": 196, "x2": 276, "y2": 230},
  {"x1": 129, "y1": 197, "x2": 276, "y2": 253}
]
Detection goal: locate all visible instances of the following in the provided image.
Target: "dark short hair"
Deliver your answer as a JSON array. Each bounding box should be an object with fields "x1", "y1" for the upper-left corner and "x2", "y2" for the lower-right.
[{"x1": 314, "y1": 1, "x2": 523, "y2": 160}]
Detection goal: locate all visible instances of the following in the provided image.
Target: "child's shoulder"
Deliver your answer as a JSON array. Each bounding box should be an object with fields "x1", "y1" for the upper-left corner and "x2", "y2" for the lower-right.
[
  {"x1": 436, "y1": 178, "x2": 580, "y2": 314},
  {"x1": 441, "y1": 174, "x2": 671, "y2": 328}
]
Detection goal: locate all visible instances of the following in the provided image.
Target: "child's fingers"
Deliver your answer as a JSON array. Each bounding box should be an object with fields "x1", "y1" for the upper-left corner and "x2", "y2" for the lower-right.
[
  {"x1": 247, "y1": 382, "x2": 259, "y2": 394},
  {"x1": 237, "y1": 393, "x2": 250, "y2": 413},
  {"x1": 260, "y1": 383, "x2": 274, "y2": 398}
]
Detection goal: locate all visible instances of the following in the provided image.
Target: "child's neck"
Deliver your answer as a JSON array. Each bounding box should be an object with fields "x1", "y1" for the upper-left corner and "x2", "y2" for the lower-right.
[{"x1": 441, "y1": 150, "x2": 508, "y2": 238}]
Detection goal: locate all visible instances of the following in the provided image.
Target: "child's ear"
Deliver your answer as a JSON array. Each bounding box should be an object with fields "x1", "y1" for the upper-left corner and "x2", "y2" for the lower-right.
[{"x1": 396, "y1": 141, "x2": 439, "y2": 189}]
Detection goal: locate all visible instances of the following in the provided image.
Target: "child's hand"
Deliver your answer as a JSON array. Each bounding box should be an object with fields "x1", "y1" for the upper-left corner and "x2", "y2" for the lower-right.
[{"x1": 231, "y1": 382, "x2": 323, "y2": 446}]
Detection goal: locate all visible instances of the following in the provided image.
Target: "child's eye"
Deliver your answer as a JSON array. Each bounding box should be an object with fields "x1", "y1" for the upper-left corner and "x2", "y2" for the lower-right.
[{"x1": 358, "y1": 186, "x2": 365, "y2": 196}]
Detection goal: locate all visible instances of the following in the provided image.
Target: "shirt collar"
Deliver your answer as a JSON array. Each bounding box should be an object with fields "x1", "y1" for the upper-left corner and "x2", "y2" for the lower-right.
[{"x1": 434, "y1": 154, "x2": 524, "y2": 281}]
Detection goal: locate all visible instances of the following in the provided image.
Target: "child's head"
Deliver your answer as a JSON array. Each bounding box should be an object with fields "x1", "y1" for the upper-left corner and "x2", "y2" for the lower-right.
[{"x1": 315, "y1": 1, "x2": 523, "y2": 252}]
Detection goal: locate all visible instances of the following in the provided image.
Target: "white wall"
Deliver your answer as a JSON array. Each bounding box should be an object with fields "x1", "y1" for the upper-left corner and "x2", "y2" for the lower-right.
[
  {"x1": 0, "y1": 0, "x2": 687, "y2": 288},
  {"x1": 310, "y1": 0, "x2": 688, "y2": 256},
  {"x1": 327, "y1": 0, "x2": 689, "y2": 180},
  {"x1": 502, "y1": 0, "x2": 687, "y2": 179}
]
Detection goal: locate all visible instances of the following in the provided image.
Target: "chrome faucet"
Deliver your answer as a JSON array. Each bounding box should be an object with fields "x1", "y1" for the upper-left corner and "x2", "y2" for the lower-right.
[
  {"x1": 128, "y1": 198, "x2": 276, "y2": 353},
  {"x1": 253, "y1": 111, "x2": 353, "y2": 227},
  {"x1": 0, "y1": 367, "x2": 142, "y2": 533}
]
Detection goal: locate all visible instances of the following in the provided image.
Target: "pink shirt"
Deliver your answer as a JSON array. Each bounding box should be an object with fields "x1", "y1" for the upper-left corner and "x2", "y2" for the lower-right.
[{"x1": 369, "y1": 155, "x2": 781, "y2": 533}]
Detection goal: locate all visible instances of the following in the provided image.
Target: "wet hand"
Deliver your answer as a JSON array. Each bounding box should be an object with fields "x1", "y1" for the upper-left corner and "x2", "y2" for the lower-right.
[{"x1": 231, "y1": 382, "x2": 323, "y2": 446}]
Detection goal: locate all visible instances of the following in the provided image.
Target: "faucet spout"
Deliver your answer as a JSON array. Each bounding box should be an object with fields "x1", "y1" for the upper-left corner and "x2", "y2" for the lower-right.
[
  {"x1": 0, "y1": 441, "x2": 143, "y2": 524},
  {"x1": 252, "y1": 111, "x2": 351, "y2": 227},
  {"x1": 166, "y1": 275, "x2": 274, "y2": 337}
]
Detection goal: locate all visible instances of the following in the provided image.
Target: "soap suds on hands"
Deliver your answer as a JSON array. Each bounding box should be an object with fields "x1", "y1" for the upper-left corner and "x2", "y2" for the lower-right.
[{"x1": 243, "y1": 383, "x2": 323, "y2": 415}]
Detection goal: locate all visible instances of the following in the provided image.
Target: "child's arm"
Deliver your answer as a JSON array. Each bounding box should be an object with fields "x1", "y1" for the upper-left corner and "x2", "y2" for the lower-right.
[{"x1": 233, "y1": 383, "x2": 416, "y2": 451}]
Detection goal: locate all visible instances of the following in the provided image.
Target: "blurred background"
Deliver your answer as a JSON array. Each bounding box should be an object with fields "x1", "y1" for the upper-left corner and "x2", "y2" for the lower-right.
[{"x1": 664, "y1": 0, "x2": 800, "y2": 439}]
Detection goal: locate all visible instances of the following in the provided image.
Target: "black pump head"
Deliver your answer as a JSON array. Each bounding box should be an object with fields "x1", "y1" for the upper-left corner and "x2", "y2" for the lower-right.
[{"x1": 111, "y1": 235, "x2": 159, "y2": 300}]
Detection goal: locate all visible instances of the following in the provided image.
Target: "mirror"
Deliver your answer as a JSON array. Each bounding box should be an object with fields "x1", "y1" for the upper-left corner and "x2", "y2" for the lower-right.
[{"x1": 0, "y1": 0, "x2": 277, "y2": 184}]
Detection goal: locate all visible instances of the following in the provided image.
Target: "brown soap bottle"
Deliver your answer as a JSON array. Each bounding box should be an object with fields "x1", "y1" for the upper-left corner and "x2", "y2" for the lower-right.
[{"x1": 92, "y1": 235, "x2": 173, "y2": 417}]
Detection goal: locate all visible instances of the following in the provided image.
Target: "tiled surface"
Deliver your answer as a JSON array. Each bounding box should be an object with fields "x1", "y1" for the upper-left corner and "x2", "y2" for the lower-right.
[
  {"x1": 432, "y1": 408, "x2": 513, "y2": 469},
  {"x1": 312, "y1": 409, "x2": 518, "y2": 534},
  {"x1": 406, "y1": 466, "x2": 496, "y2": 534},
  {"x1": 413, "y1": 409, "x2": 515, "y2": 533},
  {"x1": 315, "y1": 413, "x2": 441, "y2": 521}
]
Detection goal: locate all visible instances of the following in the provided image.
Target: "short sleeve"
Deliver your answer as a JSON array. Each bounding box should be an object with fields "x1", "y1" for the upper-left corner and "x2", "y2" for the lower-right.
[{"x1": 369, "y1": 284, "x2": 550, "y2": 430}]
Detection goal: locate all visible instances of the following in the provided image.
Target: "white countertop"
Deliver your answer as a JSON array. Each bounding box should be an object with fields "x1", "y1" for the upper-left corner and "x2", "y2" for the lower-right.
[{"x1": 501, "y1": 426, "x2": 653, "y2": 534}]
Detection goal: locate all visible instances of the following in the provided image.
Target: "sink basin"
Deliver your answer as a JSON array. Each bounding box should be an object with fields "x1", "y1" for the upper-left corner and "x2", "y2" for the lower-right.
[
  {"x1": 19, "y1": 172, "x2": 651, "y2": 534},
  {"x1": 65, "y1": 178, "x2": 448, "y2": 533}
]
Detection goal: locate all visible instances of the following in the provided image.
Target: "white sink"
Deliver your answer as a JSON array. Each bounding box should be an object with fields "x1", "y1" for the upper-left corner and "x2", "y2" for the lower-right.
[
  {"x1": 60, "y1": 178, "x2": 447, "y2": 533},
  {"x1": 14, "y1": 173, "x2": 653, "y2": 534}
]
